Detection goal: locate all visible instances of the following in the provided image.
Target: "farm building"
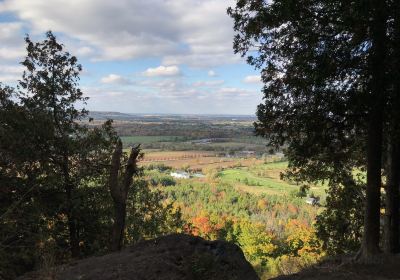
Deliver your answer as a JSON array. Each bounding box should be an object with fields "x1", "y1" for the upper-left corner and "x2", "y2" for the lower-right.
[
  {"x1": 192, "y1": 172, "x2": 205, "y2": 178},
  {"x1": 305, "y1": 197, "x2": 320, "y2": 206},
  {"x1": 170, "y1": 171, "x2": 190, "y2": 179}
]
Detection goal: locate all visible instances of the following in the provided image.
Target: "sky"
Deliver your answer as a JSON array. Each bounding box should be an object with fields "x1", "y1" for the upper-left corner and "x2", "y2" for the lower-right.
[{"x1": 0, "y1": 0, "x2": 263, "y2": 115}]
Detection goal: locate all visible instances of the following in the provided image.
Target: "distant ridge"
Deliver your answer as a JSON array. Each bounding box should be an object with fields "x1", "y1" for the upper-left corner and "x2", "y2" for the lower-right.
[{"x1": 88, "y1": 111, "x2": 256, "y2": 121}]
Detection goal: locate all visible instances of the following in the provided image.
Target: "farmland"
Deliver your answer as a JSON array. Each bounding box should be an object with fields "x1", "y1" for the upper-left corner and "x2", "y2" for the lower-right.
[
  {"x1": 93, "y1": 112, "x2": 327, "y2": 278},
  {"x1": 98, "y1": 111, "x2": 327, "y2": 200},
  {"x1": 120, "y1": 135, "x2": 190, "y2": 144},
  {"x1": 89, "y1": 112, "x2": 269, "y2": 154}
]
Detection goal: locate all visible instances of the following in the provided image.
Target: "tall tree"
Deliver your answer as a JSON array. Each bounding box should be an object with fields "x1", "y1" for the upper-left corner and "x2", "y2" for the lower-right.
[
  {"x1": 360, "y1": 0, "x2": 388, "y2": 259},
  {"x1": 384, "y1": 0, "x2": 400, "y2": 254},
  {"x1": 228, "y1": 0, "x2": 394, "y2": 259},
  {"x1": 18, "y1": 31, "x2": 117, "y2": 258}
]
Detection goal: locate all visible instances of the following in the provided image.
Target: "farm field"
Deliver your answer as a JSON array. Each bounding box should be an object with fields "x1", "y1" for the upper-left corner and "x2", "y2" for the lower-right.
[
  {"x1": 121, "y1": 135, "x2": 190, "y2": 144},
  {"x1": 109, "y1": 113, "x2": 327, "y2": 201},
  {"x1": 140, "y1": 149, "x2": 326, "y2": 200},
  {"x1": 139, "y1": 150, "x2": 265, "y2": 171},
  {"x1": 218, "y1": 162, "x2": 327, "y2": 198}
]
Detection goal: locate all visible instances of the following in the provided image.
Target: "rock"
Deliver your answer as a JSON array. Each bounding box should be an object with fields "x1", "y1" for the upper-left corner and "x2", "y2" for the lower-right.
[{"x1": 18, "y1": 234, "x2": 259, "y2": 280}]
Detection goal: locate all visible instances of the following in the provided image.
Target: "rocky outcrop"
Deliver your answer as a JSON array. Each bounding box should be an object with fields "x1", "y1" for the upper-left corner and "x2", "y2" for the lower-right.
[{"x1": 18, "y1": 234, "x2": 259, "y2": 280}]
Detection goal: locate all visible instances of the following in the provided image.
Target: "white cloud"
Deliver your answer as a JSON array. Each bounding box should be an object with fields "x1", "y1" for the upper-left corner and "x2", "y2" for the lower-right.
[
  {"x1": 143, "y1": 65, "x2": 180, "y2": 77},
  {"x1": 82, "y1": 78, "x2": 262, "y2": 114},
  {"x1": 218, "y1": 87, "x2": 244, "y2": 94},
  {"x1": 0, "y1": 65, "x2": 24, "y2": 82},
  {"x1": 243, "y1": 75, "x2": 262, "y2": 84},
  {"x1": 192, "y1": 80, "x2": 224, "y2": 87},
  {"x1": 215, "y1": 87, "x2": 258, "y2": 99},
  {"x1": 0, "y1": 0, "x2": 239, "y2": 67},
  {"x1": 0, "y1": 65, "x2": 24, "y2": 74},
  {"x1": 0, "y1": 22, "x2": 25, "y2": 62},
  {"x1": 100, "y1": 74, "x2": 130, "y2": 84},
  {"x1": 0, "y1": 22, "x2": 22, "y2": 42},
  {"x1": 0, "y1": 1, "x2": 263, "y2": 114},
  {"x1": 75, "y1": 46, "x2": 95, "y2": 57},
  {"x1": 0, "y1": 48, "x2": 25, "y2": 61},
  {"x1": 208, "y1": 70, "x2": 217, "y2": 77}
]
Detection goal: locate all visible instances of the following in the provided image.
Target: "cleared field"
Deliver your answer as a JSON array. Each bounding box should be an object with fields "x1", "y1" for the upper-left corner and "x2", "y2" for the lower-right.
[
  {"x1": 219, "y1": 167, "x2": 296, "y2": 195},
  {"x1": 141, "y1": 150, "x2": 214, "y2": 161},
  {"x1": 139, "y1": 150, "x2": 264, "y2": 171},
  {"x1": 218, "y1": 161, "x2": 327, "y2": 198}
]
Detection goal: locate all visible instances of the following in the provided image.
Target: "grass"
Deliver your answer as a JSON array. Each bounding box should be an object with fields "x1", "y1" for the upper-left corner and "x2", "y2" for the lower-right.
[
  {"x1": 218, "y1": 161, "x2": 327, "y2": 198},
  {"x1": 219, "y1": 168, "x2": 296, "y2": 195}
]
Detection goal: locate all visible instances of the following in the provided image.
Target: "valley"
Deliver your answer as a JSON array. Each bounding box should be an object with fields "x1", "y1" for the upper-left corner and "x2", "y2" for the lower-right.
[{"x1": 97, "y1": 112, "x2": 327, "y2": 278}]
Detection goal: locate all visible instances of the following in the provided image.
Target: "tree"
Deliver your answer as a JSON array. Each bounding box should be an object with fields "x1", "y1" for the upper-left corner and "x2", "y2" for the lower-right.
[
  {"x1": 361, "y1": 0, "x2": 387, "y2": 258},
  {"x1": 0, "y1": 37, "x2": 118, "y2": 276},
  {"x1": 16, "y1": 31, "x2": 118, "y2": 258},
  {"x1": 315, "y1": 176, "x2": 364, "y2": 255},
  {"x1": 0, "y1": 84, "x2": 45, "y2": 278},
  {"x1": 228, "y1": 0, "x2": 396, "y2": 259},
  {"x1": 0, "y1": 32, "x2": 184, "y2": 278},
  {"x1": 383, "y1": 0, "x2": 400, "y2": 254}
]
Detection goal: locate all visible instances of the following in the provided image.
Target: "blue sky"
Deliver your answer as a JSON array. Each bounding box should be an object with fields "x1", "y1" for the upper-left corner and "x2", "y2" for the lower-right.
[{"x1": 0, "y1": 0, "x2": 263, "y2": 115}]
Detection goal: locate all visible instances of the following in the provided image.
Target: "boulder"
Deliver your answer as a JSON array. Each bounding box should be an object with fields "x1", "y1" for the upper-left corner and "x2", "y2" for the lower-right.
[{"x1": 18, "y1": 234, "x2": 259, "y2": 280}]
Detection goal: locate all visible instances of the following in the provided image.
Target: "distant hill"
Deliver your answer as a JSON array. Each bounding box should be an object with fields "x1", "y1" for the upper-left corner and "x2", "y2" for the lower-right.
[
  {"x1": 88, "y1": 111, "x2": 256, "y2": 122},
  {"x1": 88, "y1": 111, "x2": 140, "y2": 120}
]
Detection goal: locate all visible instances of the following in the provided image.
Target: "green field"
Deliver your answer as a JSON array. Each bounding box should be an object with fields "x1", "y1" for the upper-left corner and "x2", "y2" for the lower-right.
[{"x1": 217, "y1": 161, "x2": 327, "y2": 198}]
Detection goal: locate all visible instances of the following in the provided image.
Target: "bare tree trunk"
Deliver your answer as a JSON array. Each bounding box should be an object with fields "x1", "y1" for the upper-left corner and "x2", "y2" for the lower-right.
[
  {"x1": 109, "y1": 140, "x2": 141, "y2": 251},
  {"x1": 359, "y1": 0, "x2": 387, "y2": 260}
]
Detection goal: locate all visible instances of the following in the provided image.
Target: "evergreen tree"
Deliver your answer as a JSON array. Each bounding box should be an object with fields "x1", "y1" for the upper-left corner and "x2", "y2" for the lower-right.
[{"x1": 228, "y1": 0, "x2": 398, "y2": 259}]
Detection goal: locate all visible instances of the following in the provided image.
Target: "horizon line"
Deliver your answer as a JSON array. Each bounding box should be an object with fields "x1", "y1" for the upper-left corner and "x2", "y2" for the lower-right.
[{"x1": 89, "y1": 110, "x2": 257, "y2": 117}]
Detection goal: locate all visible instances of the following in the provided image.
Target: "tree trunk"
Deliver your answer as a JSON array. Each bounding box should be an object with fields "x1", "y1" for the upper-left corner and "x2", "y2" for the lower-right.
[
  {"x1": 359, "y1": 0, "x2": 387, "y2": 260},
  {"x1": 384, "y1": 0, "x2": 400, "y2": 254},
  {"x1": 384, "y1": 141, "x2": 400, "y2": 253},
  {"x1": 62, "y1": 157, "x2": 80, "y2": 258},
  {"x1": 109, "y1": 140, "x2": 141, "y2": 251},
  {"x1": 66, "y1": 195, "x2": 80, "y2": 258},
  {"x1": 111, "y1": 200, "x2": 127, "y2": 251}
]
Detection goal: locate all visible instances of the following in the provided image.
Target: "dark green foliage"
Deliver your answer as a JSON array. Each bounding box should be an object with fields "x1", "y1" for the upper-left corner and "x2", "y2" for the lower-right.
[
  {"x1": 316, "y1": 177, "x2": 365, "y2": 255},
  {"x1": 227, "y1": 0, "x2": 368, "y2": 254},
  {"x1": 146, "y1": 163, "x2": 173, "y2": 172},
  {"x1": 228, "y1": 0, "x2": 400, "y2": 256},
  {"x1": 149, "y1": 174, "x2": 176, "y2": 187},
  {"x1": 228, "y1": 0, "x2": 368, "y2": 183}
]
